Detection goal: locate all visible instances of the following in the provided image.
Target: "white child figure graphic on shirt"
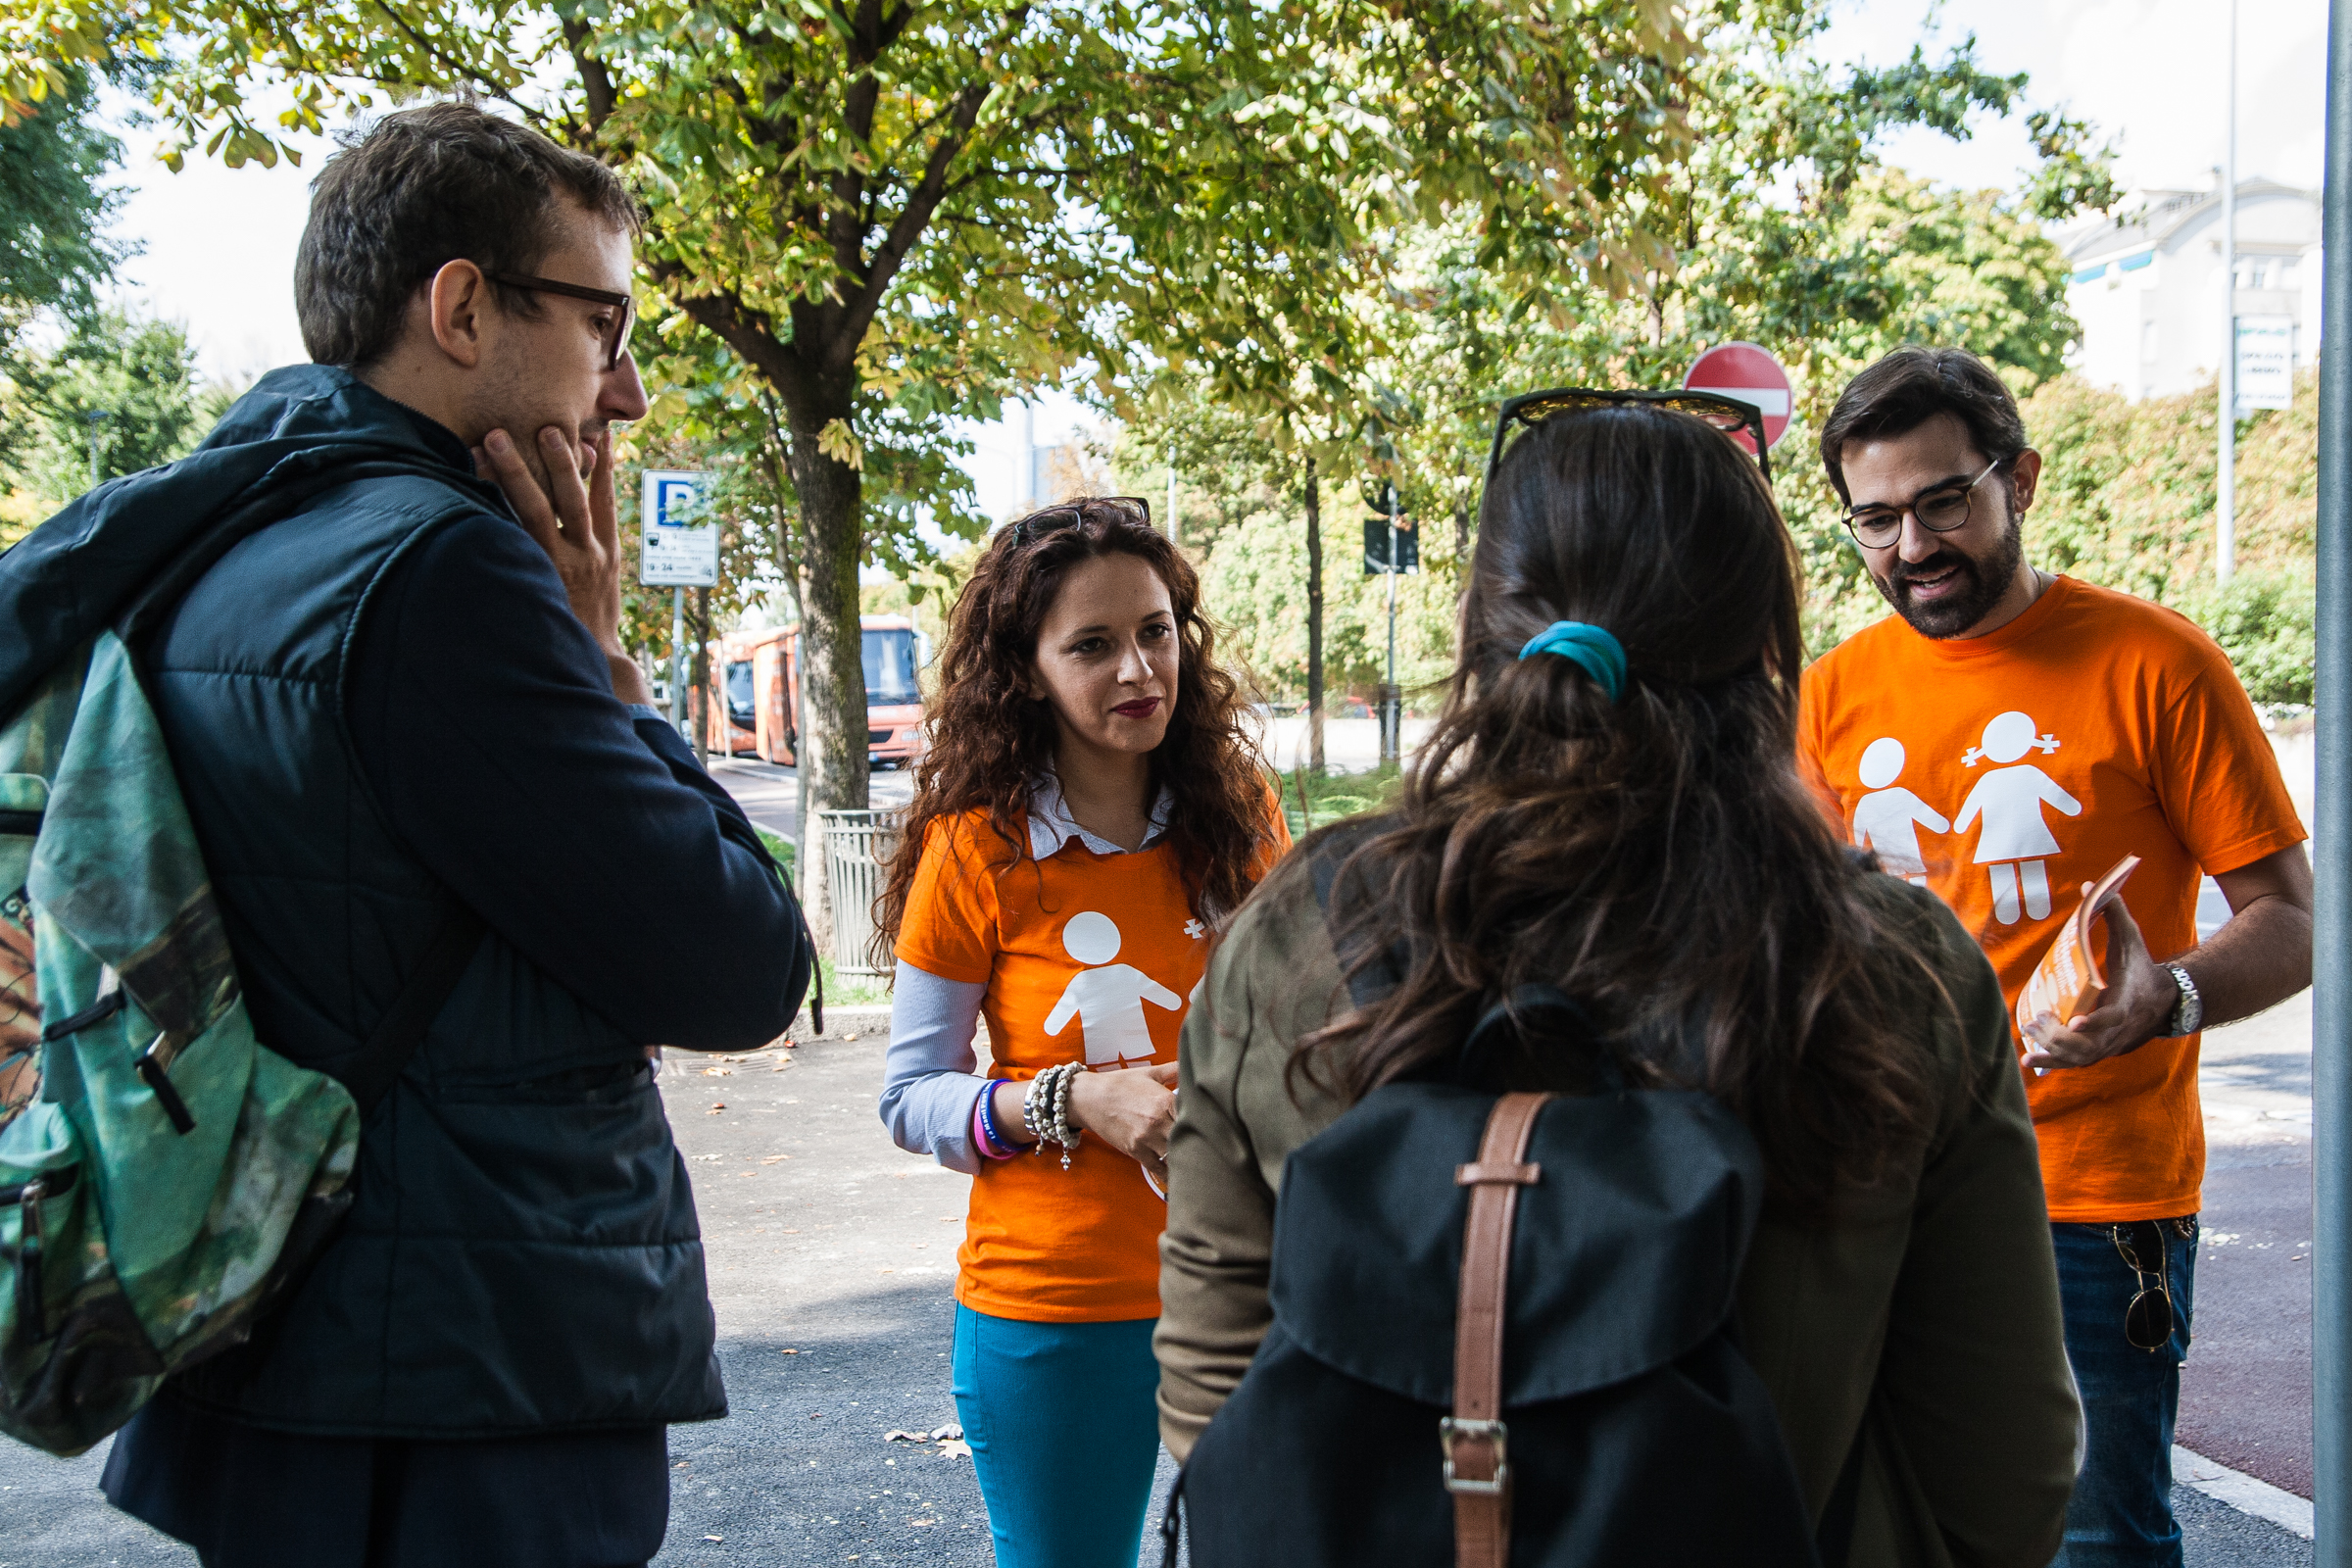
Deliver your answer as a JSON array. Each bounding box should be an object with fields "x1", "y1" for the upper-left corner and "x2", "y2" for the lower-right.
[
  {"x1": 1044, "y1": 910, "x2": 1182, "y2": 1066},
  {"x1": 1952, "y1": 710, "x2": 2080, "y2": 925},
  {"x1": 1848, "y1": 737, "x2": 1949, "y2": 885}
]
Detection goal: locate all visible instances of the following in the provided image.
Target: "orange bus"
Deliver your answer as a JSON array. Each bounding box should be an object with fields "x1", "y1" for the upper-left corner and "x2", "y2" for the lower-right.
[{"x1": 705, "y1": 614, "x2": 927, "y2": 769}]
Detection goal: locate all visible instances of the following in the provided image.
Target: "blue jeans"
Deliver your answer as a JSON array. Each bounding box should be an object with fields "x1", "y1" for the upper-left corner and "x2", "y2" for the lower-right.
[
  {"x1": 2050, "y1": 1217, "x2": 2199, "y2": 1568},
  {"x1": 952, "y1": 1303, "x2": 1162, "y2": 1568}
]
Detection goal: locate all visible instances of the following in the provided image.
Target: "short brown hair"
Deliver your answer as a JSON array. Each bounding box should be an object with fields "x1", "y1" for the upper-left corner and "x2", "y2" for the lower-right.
[
  {"x1": 295, "y1": 102, "x2": 639, "y2": 368},
  {"x1": 1818, "y1": 347, "x2": 2029, "y2": 503}
]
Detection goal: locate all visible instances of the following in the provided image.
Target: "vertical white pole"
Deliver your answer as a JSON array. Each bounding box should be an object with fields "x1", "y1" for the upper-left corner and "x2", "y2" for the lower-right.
[
  {"x1": 2221, "y1": 0, "x2": 2241, "y2": 586},
  {"x1": 670, "y1": 586, "x2": 687, "y2": 734},
  {"x1": 1167, "y1": 443, "x2": 1179, "y2": 546}
]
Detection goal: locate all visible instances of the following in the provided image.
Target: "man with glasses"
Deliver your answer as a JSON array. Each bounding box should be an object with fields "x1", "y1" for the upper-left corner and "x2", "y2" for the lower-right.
[
  {"x1": 13, "y1": 103, "x2": 815, "y2": 1564},
  {"x1": 1796, "y1": 347, "x2": 2311, "y2": 1567}
]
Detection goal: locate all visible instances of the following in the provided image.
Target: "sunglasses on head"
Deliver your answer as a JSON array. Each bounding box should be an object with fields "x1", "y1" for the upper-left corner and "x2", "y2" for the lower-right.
[
  {"x1": 484, "y1": 270, "x2": 638, "y2": 372},
  {"x1": 1486, "y1": 387, "x2": 1774, "y2": 488},
  {"x1": 1010, "y1": 496, "x2": 1153, "y2": 545}
]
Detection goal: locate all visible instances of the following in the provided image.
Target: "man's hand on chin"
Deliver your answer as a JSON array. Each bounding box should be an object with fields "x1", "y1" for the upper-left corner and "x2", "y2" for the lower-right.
[{"x1": 474, "y1": 425, "x2": 656, "y2": 708}]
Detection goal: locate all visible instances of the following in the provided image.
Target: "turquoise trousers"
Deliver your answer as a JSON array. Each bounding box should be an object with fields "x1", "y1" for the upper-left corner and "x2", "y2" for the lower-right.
[{"x1": 952, "y1": 1303, "x2": 1162, "y2": 1568}]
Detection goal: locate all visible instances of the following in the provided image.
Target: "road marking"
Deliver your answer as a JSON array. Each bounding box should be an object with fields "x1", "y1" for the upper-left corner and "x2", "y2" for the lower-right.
[{"x1": 2174, "y1": 1446, "x2": 2313, "y2": 1539}]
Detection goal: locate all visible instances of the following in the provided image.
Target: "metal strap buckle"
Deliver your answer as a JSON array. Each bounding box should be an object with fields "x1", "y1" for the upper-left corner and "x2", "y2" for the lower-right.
[{"x1": 1439, "y1": 1416, "x2": 1510, "y2": 1495}]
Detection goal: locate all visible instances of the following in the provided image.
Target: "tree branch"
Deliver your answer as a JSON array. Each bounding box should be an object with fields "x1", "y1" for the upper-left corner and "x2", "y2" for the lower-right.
[
  {"x1": 825, "y1": 79, "x2": 989, "y2": 370},
  {"x1": 562, "y1": 18, "x2": 616, "y2": 133}
]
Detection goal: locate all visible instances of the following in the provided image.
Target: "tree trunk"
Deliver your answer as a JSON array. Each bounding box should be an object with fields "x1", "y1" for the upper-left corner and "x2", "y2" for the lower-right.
[
  {"x1": 1454, "y1": 501, "x2": 1471, "y2": 572},
  {"x1": 783, "y1": 414, "x2": 870, "y2": 959},
  {"x1": 1304, "y1": 456, "x2": 1324, "y2": 774}
]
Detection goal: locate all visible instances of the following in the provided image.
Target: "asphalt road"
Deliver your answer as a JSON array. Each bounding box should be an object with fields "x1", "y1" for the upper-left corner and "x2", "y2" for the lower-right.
[
  {"x1": 0, "y1": 760, "x2": 2322, "y2": 1565},
  {"x1": 0, "y1": 1008, "x2": 2312, "y2": 1566}
]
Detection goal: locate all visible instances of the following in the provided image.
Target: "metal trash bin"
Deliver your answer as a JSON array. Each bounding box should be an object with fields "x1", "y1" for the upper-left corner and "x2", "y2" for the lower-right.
[{"x1": 816, "y1": 808, "x2": 902, "y2": 978}]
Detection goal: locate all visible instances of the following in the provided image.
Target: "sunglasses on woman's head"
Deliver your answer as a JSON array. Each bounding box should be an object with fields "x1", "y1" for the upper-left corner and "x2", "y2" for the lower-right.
[
  {"x1": 1486, "y1": 388, "x2": 1774, "y2": 488},
  {"x1": 484, "y1": 270, "x2": 637, "y2": 372},
  {"x1": 1011, "y1": 496, "x2": 1153, "y2": 545}
]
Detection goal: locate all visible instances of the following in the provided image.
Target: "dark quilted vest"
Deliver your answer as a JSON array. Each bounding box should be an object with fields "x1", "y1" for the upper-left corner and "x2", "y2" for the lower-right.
[{"x1": 136, "y1": 368, "x2": 722, "y2": 1437}]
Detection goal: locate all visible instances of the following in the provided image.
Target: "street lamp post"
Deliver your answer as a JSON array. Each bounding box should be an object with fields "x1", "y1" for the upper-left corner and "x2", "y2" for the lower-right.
[
  {"x1": 2220, "y1": 0, "x2": 2241, "y2": 586},
  {"x1": 1379, "y1": 483, "x2": 1402, "y2": 765}
]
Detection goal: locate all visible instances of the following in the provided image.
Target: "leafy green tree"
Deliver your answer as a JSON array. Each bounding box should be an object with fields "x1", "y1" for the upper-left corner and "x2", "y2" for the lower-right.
[
  {"x1": 3, "y1": 310, "x2": 204, "y2": 516},
  {"x1": 0, "y1": 66, "x2": 123, "y2": 357},
  {"x1": 37, "y1": 0, "x2": 1732, "y2": 935},
  {"x1": 2016, "y1": 369, "x2": 2318, "y2": 706}
]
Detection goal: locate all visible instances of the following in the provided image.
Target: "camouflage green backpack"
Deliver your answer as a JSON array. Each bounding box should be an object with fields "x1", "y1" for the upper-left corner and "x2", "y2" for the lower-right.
[{"x1": 0, "y1": 631, "x2": 478, "y2": 1455}]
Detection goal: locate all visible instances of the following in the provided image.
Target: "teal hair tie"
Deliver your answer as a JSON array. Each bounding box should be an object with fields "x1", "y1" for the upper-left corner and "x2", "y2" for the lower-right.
[{"x1": 1518, "y1": 620, "x2": 1627, "y2": 703}]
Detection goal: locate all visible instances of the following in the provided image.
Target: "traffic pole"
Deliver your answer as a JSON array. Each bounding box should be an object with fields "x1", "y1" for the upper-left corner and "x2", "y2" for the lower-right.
[
  {"x1": 1382, "y1": 484, "x2": 1401, "y2": 765},
  {"x1": 670, "y1": 586, "x2": 687, "y2": 736},
  {"x1": 2220, "y1": 0, "x2": 2241, "y2": 586},
  {"x1": 2312, "y1": 0, "x2": 2351, "y2": 1557}
]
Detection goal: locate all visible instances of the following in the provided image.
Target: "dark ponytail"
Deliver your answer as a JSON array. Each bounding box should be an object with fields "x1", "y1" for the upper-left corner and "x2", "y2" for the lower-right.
[{"x1": 1293, "y1": 404, "x2": 1950, "y2": 1219}]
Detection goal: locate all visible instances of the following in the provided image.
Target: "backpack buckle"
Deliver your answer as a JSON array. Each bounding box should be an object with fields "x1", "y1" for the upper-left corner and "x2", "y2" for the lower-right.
[{"x1": 1439, "y1": 1416, "x2": 1509, "y2": 1495}]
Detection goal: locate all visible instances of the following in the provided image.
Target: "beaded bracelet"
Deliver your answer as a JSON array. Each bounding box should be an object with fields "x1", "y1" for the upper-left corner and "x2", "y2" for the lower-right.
[{"x1": 1022, "y1": 1062, "x2": 1083, "y2": 1171}]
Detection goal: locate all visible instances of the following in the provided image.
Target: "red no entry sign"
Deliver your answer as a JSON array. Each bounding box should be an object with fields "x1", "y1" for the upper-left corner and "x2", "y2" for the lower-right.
[{"x1": 1684, "y1": 342, "x2": 1792, "y2": 454}]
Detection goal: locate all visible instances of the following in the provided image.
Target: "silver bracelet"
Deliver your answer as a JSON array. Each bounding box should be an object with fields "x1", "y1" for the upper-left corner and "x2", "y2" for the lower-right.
[{"x1": 1022, "y1": 1062, "x2": 1082, "y2": 1171}]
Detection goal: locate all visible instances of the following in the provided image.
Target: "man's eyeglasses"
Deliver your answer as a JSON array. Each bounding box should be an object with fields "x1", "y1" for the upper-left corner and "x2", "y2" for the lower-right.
[
  {"x1": 1487, "y1": 387, "x2": 1774, "y2": 488},
  {"x1": 2112, "y1": 1220, "x2": 2180, "y2": 1352},
  {"x1": 1011, "y1": 496, "x2": 1152, "y2": 545},
  {"x1": 1841, "y1": 458, "x2": 2004, "y2": 549},
  {"x1": 483, "y1": 271, "x2": 637, "y2": 372}
]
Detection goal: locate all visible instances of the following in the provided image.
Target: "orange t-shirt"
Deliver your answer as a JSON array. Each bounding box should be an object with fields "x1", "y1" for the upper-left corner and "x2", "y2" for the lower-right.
[
  {"x1": 1798, "y1": 575, "x2": 2305, "y2": 1222},
  {"x1": 895, "y1": 803, "x2": 1291, "y2": 1321}
]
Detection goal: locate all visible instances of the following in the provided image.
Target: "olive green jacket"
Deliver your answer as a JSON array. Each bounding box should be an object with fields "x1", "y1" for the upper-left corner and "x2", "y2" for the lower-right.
[{"x1": 1155, "y1": 853, "x2": 2081, "y2": 1568}]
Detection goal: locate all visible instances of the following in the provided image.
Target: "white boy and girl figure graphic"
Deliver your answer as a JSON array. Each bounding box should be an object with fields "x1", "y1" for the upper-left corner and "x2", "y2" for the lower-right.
[{"x1": 1850, "y1": 709, "x2": 2080, "y2": 925}]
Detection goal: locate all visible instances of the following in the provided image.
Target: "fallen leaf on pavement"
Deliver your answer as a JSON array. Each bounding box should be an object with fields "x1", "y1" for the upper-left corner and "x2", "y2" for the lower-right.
[
  {"x1": 761, "y1": 1155, "x2": 791, "y2": 1163},
  {"x1": 883, "y1": 1430, "x2": 929, "y2": 1444},
  {"x1": 938, "y1": 1439, "x2": 972, "y2": 1459},
  {"x1": 929, "y1": 1423, "x2": 963, "y2": 1442},
  {"x1": 709, "y1": 1102, "x2": 726, "y2": 1112}
]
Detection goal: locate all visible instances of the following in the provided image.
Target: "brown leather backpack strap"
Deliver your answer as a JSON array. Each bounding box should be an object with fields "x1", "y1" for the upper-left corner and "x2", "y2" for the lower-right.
[{"x1": 1445, "y1": 1091, "x2": 1552, "y2": 1568}]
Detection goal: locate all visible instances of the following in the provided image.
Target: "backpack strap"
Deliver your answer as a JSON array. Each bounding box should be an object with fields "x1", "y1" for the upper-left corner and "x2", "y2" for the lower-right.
[
  {"x1": 337, "y1": 905, "x2": 488, "y2": 1116},
  {"x1": 1444, "y1": 1089, "x2": 1554, "y2": 1568}
]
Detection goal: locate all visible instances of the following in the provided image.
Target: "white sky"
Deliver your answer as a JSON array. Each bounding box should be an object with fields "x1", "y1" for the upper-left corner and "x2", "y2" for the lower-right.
[{"x1": 98, "y1": 0, "x2": 2331, "y2": 470}]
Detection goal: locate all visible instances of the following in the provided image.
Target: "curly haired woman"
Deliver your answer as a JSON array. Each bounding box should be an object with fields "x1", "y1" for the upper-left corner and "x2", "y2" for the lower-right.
[{"x1": 875, "y1": 496, "x2": 1289, "y2": 1567}]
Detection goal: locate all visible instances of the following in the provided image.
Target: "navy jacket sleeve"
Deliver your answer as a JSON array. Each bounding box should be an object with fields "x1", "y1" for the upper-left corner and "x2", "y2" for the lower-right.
[{"x1": 346, "y1": 509, "x2": 810, "y2": 1051}]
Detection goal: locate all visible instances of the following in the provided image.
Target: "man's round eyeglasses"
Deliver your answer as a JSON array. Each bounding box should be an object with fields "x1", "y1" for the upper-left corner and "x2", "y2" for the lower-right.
[
  {"x1": 484, "y1": 270, "x2": 637, "y2": 372},
  {"x1": 1842, "y1": 458, "x2": 2004, "y2": 549}
]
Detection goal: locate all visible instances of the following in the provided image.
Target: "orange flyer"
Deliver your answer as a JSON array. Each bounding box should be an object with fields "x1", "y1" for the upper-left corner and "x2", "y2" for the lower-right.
[{"x1": 2013, "y1": 854, "x2": 2141, "y2": 1043}]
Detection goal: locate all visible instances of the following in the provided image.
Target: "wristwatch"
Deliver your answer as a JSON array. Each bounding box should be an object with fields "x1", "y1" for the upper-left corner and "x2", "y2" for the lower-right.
[{"x1": 2162, "y1": 962, "x2": 2204, "y2": 1037}]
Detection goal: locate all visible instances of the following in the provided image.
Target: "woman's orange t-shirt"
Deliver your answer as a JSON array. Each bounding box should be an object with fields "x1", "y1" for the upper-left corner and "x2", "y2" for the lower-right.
[{"x1": 896, "y1": 803, "x2": 1290, "y2": 1322}]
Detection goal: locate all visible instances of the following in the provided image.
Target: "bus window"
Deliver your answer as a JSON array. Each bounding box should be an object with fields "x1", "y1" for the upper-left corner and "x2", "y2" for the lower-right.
[
  {"x1": 724, "y1": 662, "x2": 756, "y2": 725},
  {"x1": 863, "y1": 628, "x2": 920, "y2": 707}
]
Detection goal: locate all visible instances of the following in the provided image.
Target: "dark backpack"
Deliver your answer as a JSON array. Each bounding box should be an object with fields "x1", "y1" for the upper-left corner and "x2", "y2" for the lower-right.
[{"x1": 1162, "y1": 834, "x2": 1847, "y2": 1566}]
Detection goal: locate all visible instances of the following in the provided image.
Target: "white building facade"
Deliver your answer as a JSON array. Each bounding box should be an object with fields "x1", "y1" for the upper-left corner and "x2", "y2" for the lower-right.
[{"x1": 2059, "y1": 178, "x2": 2324, "y2": 403}]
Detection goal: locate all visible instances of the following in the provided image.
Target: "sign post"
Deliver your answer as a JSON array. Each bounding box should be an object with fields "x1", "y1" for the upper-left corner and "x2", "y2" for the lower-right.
[
  {"x1": 1684, "y1": 342, "x2": 1794, "y2": 461},
  {"x1": 2238, "y1": 315, "x2": 2297, "y2": 413},
  {"x1": 640, "y1": 470, "x2": 717, "y2": 737},
  {"x1": 1362, "y1": 482, "x2": 1417, "y2": 764}
]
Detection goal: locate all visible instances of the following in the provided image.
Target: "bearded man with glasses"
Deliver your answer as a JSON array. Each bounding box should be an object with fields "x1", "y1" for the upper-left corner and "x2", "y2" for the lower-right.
[{"x1": 1796, "y1": 346, "x2": 2311, "y2": 1568}]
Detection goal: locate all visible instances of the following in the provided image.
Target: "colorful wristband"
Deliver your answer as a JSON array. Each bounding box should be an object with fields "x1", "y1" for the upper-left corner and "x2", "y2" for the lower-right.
[{"x1": 973, "y1": 1082, "x2": 1014, "y2": 1160}]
